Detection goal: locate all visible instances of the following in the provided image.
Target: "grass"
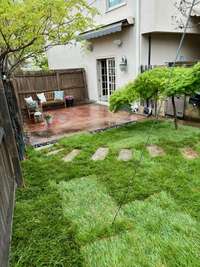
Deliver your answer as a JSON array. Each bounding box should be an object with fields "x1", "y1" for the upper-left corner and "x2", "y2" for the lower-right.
[
  {"x1": 10, "y1": 120, "x2": 200, "y2": 266},
  {"x1": 83, "y1": 192, "x2": 200, "y2": 267}
]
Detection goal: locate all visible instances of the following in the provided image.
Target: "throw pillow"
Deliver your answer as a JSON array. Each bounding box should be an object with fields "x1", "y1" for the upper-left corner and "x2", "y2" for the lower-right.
[
  {"x1": 27, "y1": 100, "x2": 38, "y2": 110},
  {"x1": 54, "y1": 90, "x2": 64, "y2": 101},
  {"x1": 37, "y1": 93, "x2": 47, "y2": 103},
  {"x1": 24, "y1": 96, "x2": 34, "y2": 104}
]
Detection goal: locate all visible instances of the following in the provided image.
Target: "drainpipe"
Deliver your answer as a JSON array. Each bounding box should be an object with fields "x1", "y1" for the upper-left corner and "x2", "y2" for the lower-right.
[
  {"x1": 148, "y1": 33, "x2": 152, "y2": 67},
  {"x1": 135, "y1": 0, "x2": 141, "y2": 75}
]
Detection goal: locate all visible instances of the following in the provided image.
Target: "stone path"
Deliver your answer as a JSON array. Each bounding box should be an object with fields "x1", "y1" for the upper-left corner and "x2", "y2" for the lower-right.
[
  {"x1": 63, "y1": 149, "x2": 81, "y2": 162},
  {"x1": 118, "y1": 149, "x2": 132, "y2": 161},
  {"x1": 37, "y1": 145, "x2": 200, "y2": 162},
  {"x1": 181, "y1": 147, "x2": 199, "y2": 160},
  {"x1": 46, "y1": 148, "x2": 64, "y2": 156},
  {"x1": 92, "y1": 147, "x2": 109, "y2": 161},
  {"x1": 147, "y1": 145, "x2": 165, "y2": 157}
]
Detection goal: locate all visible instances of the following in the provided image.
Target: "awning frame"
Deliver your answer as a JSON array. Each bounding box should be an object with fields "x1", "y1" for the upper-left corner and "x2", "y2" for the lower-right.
[{"x1": 80, "y1": 18, "x2": 134, "y2": 40}]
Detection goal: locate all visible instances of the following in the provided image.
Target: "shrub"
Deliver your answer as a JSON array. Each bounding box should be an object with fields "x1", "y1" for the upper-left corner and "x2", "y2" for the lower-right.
[
  {"x1": 109, "y1": 64, "x2": 200, "y2": 122},
  {"x1": 109, "y1": 81, "x2": 137, "y2": 112}
]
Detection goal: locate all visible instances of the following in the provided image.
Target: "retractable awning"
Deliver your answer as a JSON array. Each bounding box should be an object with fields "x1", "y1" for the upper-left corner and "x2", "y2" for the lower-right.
[{"x1": 80, "y1": 18, "x2": 134, "y2": 40}]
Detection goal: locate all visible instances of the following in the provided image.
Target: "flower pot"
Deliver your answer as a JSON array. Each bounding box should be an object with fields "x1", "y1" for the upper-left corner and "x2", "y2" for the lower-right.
[{"x1": 45, "y1": 117, "x2": 52, "y2": 126}]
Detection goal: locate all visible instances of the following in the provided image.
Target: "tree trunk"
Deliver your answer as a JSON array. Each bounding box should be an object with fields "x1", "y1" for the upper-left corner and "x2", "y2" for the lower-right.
[{"x1": 172, "y1": 96, "x2": 178, "y2": 130}]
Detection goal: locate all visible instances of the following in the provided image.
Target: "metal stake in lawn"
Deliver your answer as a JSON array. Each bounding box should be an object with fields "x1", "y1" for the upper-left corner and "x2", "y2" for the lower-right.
[{"x1": 111, "y1": 0, "x2": 197, "y2": 226}]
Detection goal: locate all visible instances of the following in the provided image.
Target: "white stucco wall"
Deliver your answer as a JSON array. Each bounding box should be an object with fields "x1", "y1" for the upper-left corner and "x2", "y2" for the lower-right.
[
  {"x1": 47, "y1": 0, "x2": 200, "y2": 102},
  {"x1": 47, "y1": 0, "x2": 138, "y2": 101},
  {"x1": 47, "y1": 44, "x2": 85, "y2": 70},
  {"x1": 84, "y1": 27, "x2": 136, "y2": 100},
  {"x1": 141, "y1": 0, "x2": 200, "y2": 34},
  {"x1": 141, "y1": 33, "x2": 200, "y2": 65}
]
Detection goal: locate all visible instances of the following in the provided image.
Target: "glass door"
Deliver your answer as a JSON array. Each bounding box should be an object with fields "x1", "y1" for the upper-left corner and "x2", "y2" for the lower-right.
[{"x1": 98, "y1": 58, "x2": 116, "y2": 102}]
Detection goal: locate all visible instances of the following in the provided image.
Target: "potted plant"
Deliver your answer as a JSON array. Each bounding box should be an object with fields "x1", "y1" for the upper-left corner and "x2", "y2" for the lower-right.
[{"x1": 44, "y1": 114, "x2": 53, "y2": 125}]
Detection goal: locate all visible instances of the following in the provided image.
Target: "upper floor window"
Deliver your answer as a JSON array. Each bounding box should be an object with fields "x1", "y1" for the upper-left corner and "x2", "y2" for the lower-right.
[{"x1": 107, "y1": 0, "x2": 125, "y2": 9}]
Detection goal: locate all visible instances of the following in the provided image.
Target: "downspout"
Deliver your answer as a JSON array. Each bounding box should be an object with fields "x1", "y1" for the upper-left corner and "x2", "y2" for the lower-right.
[
  {"x1": 136, "y1": 0, "x2": 141, "y2": 75},
  {"x1": 148, "y1": 33, "x2": 152, "y2": 66}
]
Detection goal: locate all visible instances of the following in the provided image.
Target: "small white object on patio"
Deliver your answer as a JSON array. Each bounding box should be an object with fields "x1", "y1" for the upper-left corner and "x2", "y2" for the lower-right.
[
  {"x1": 63, "y1": 149, "x2": 81, "y2": 162},
  {"x1": 92, "y1": 147, "x2": 109, "y2": 161},
  {"x1": 118, "y1": 149, "x2": 132, "y2": 161}
]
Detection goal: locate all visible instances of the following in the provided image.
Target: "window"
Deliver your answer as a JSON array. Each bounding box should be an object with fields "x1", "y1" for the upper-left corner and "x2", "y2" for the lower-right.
[{"x1": 107, "y1": 0, "x2": 125, "y2": 9}]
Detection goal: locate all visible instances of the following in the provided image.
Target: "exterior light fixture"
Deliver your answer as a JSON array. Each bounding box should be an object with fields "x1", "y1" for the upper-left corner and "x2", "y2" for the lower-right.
[
  {"x1": 113, "y1": 39, "x2": 123, "y2": 47},
  {"x1": 119, "y1": 56, "x2": 127, "y2": 72}
]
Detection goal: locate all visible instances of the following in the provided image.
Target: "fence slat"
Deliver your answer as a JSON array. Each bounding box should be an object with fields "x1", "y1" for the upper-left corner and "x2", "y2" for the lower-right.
[{"x1": 13, "y1": 68, "x2": 88, "y2": 111}]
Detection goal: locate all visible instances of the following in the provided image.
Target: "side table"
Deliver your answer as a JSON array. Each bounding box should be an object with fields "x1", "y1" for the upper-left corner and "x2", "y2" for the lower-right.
[{"x1": 34, "y1": 111, "x2": 43, "y2": 123}]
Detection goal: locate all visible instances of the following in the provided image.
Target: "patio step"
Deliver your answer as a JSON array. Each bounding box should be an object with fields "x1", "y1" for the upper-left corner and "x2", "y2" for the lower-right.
[
  {"x1": 63, "y1": 149, "x2": 81, "y2": 162},
  {"x1": 118, "y1": 149, "x2": 132, "y2": 161},
  {"x1": 92, "y1": 147, "x2": 109, "y2": 161}
]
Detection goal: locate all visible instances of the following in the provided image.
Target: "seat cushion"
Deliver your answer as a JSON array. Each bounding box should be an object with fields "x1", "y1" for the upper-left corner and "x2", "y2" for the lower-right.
[{"x1": 42, "y1": 99, "x2": 64, "y2": 106}]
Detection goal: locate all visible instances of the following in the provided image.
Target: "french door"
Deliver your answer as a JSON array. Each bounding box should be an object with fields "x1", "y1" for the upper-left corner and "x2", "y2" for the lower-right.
[{"x1": 98, "y1": 58, "x2": 116, "y2": 102}]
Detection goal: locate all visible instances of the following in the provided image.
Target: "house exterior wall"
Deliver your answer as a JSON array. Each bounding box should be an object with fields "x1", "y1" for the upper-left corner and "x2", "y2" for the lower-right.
[
  {"x1": 48, "y1": 0, "x2": 138, "y2": 102},
  {"x1": 141, "y1": 33, "x2": 200, "y2": 66},
  {"x1": 47, "y1": 0, "x2": 200, "y2": 102},
  {"x1": 84, "y1": 27, "x2": 136, "y2": 100},
  {"x1": 140, "y1": 0, "x2": 200, "y2": 34}
]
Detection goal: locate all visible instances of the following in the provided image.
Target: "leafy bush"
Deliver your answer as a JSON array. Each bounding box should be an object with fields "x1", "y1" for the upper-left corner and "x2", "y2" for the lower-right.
[
  {"x1": 109, "y1": 64, "x2": 200, "y2": 113},
  {"x1": 109, "y1": 82, "x2": 137, "y2": 112}
]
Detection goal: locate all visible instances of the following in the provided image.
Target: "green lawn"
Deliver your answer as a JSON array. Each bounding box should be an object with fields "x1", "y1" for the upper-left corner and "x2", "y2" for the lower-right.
[{"x1": 11, "y1": 120, "x2": 200, "y2": 267}]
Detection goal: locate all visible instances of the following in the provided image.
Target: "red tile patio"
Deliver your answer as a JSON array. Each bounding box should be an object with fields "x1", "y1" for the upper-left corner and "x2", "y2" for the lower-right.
[{"x1": 24, "y1": 104, "x2": 145, "y2": 146}]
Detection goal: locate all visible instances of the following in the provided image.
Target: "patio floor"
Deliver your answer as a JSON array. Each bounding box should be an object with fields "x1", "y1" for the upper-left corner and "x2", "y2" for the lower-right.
[{"x1": 24, "y1": 104, "x2": 145, "y2": 146}]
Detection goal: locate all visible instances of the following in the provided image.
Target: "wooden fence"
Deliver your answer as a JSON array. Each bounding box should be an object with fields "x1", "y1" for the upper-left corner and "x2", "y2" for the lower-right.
[
  {"x1": 0, "y1": 82, "x2": 22, "y2": 267},
  {"x1": 12, "y1": 68, "x2": 88, "y2": 111}
]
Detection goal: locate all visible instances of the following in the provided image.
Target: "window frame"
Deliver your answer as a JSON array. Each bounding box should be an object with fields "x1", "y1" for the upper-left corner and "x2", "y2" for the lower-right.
[{"x1": 106, "y1": 0, "x2": 126, "y2": 12}]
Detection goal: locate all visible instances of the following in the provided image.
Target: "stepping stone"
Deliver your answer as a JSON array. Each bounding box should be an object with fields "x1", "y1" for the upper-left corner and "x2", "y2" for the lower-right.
[
  {"x1": 181, "y1": 147, "x2": 198, "y2": 160},
  {"x1": 63, "y1": 149, "x2": 81, "y2": 162},
  {"x1": 118, "y1": 149, "x2": 132, "y2": 161},
  {"x1": 46, "y1": 148, "x2": 64, "y2": 156},
  {"x1": 147, "y1": 145, "x2": 165, "y2": 157},
  {"x1": 35, "y1": 144, "x2": 54, "y2": 151},
  {"x1": 92, "y1": 147, "x2": 109, "y2": 161}
]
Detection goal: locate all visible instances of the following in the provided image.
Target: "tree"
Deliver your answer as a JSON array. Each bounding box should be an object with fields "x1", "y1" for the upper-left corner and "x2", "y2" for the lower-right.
[
  {"x1": 0, "y1": 0, "x2": 96, "y2": 179},
  {"x1": 165, "y1": 65, "x2": 200, "y2": 129},
  {"x1": 110, "y1": 67, "x2": 169, "y2": 115},
  {"x1": 110, "y1": 64, "x2": 200, "y2": 129},
  {"x1": 0, "y1": 0, "x2": 96, "y2": 76}
]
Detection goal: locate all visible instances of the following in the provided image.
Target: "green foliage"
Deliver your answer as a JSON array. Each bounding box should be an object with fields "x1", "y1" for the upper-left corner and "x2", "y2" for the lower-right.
[
  {"x1": 0, "y1": 0, "x2": 96, "y2": 75},
  {"x1": 109, "y1": 67, "x2": 170, "y2": 112},
  {"x1": 10, "y1": 184, "x2": 83, "y2": 267},
  {"x1": 83, "y1": 192, "x2": 200, "y2": 267},
  {"x1": 165, "y1": 66, "x2": 200, "y2": 96},
  {"x1": 134, "y1": 67, "x2": 170, "y2": 99},
  {"x1": 109, "y1": 82, "x2": 137, "y2": 112},
  {"x1": 33, "y1": 54, "x2": 49, "y2": 71},
  {"x1": 109, "y1": 64, "x2": 200, "y2": 112}
]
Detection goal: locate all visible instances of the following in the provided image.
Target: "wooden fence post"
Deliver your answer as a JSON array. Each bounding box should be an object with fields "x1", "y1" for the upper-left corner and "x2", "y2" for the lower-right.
[{"x1": 0, "y1": 81, "x2": 23, "y2": 187}]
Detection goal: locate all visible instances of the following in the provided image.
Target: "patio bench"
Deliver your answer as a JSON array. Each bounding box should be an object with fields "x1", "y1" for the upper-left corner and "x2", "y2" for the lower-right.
[{"x1": 37, "y1": 91, "x2": 66, "y2": 110}]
